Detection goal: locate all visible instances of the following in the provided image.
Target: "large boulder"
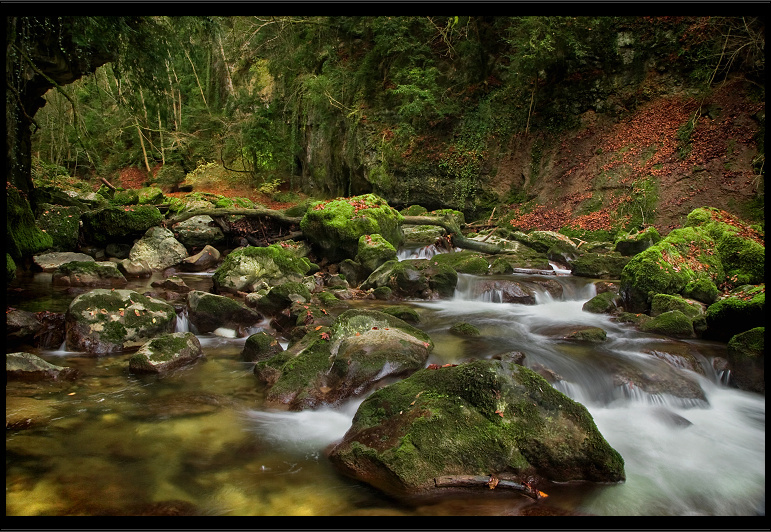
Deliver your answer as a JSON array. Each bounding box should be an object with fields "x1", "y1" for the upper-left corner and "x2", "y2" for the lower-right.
[
  {"x1": 327, "y1": 359, "x2": 625, "y2": 499},
  {"x1": 725, "y1": 327, "x2": 764, "y2": 394},
  {"x1": 212, "y1": 242, "x2": 314, "y2": 294},
  {"x1": 128, "y1": 226, "x2": 189, "y2": 271},
  {"x1": 35, "y1": 204, "x2": 82, "y2": 252},
  {"x1": 254, "y1": 309, "x2": 433, "y2": 410},
  {"x1": 128, "y1": 332, "x2": 203, "y2": 374},
  {"x1": 619, "y1": 225, "x2": 724, "y2": 313},
  {"x1": 186, "y1": 290, "x2": 262, "y2": 334},
  {"x1": 355, "y1": 234, "x2": 398, "y2": 275},
  {"x1": 570, "y1": 252, "x2": 630, "y2": 280},
  {"x1": 80, "y1": 205, "x2": 163, "y2": 246},
  {"x1": 65, "y1": 289, "x2": 177, "y2": 354},
  {"x1": 432, "y1": 250, "x2": 490, "y2": 275},
  {"x1": 614, "y1": 226, "x2": 662, "y2": 256},
  {"x1": 704, "y1": 284, "x2": 765, "y2": 342},
  {"x1": 300, "y1": 194, "x2": 404, "y2": 262},
  {"x1": 32, "y1": 251, "x2": 95, "y2": 272},
  {"x1": 52, "y1": 261, "x2": 128, "y2": 288}
]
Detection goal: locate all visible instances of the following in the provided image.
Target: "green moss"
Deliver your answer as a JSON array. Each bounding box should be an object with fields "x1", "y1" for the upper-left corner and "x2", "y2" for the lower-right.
[
  {"x1": 650, "y1": 293, "x2": 703, "y2": 319},
  {"x1": 137, "y1": 187, "x2": 164, "y2": 205},
  {"x1": 35, "y1": 204, "x2": 82, "y2": 251},
  {"x1": 7, "y1": 185, "x2": 53, "y2": 261},
  {"x1": 682, "y1": 278, "x2": 719, "y2": 304},
  {"x1": 111, "y1": 188, "x2": 139, "y2": 205},
  {"x1": 356, "y1": 233, "x2": 398, "y2": 272},
  {"x1": 7, "y1": 253, "x2": 16, "y2": 283},
  {"x1": 400, "y1": 205, "x2": 428, "y2": 216},
  {"x1": 81, "y1": 205, "x2": 163, "y2": 245},
  {"x1": 565, "y1": 327, "x2": 607, "y2": 342},
  {"x1": 640, "y1": 310, "x2": 695, "y2": 338},
  {"x1": 432, "y1": 251, "x2": 489, "y2": 275},
  {"x1": 146, "y1": 334, "x2": 191, "y2": 362},
  {"x1": 381, "y1": 305, "x2": 421, "y2": 323},
  {"x1": 449, "y1": 322, "x2": 481, "y2": 336},
  {"x1": 705, "y1": 284, "x2": 765, "y2": 341},
  {"x1": 582, "y1": 292, "x2": 620, "y2": 314},
  {"x1": 727, "y1": 327, "x2": 764, "y2": 361},
  {"x1": 571, "y1": 252, "x2": 630, "y2": 279}
]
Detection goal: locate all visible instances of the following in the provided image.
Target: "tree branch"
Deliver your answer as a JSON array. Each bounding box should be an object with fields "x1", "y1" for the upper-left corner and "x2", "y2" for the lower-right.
[{"x1": 402, "y1": 215, "x2": 506, "y2": 254}]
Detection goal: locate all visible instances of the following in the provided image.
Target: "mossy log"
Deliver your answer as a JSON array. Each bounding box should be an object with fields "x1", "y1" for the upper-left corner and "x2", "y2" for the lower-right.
[
  {"x1": 167, "y1": 208, "x2": 302, "y2": 226},
  {"x1": 401, "y1": 215, "x2": 505, "y2": 254}
]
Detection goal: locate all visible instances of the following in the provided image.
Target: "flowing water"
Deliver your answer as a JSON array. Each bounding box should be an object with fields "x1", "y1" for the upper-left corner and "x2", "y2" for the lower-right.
[{"x1": 5, "y1": 259, "x2": 765, "y2": 517}]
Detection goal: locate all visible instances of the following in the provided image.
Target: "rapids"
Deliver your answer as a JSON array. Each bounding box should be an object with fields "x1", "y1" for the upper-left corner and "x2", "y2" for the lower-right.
[{"x1": 5, "y1": 264, "x2": 765, "y2": 517}]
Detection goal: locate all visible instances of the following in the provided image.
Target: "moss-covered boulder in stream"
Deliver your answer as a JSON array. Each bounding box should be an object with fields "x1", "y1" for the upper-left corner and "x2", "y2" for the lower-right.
[
  {"x1": 355, "y1": 234, "x2": 398, "y2": 274},
  {"x1": 361, "y1": 259, "x2": 458, "y2": 300},
  {"x1": 186, "y1": 290, "x2": 262, "y2": 334},
  {"x1": 570, "y1": 252, "x2": 630, "y2": 279},
  {"x1": 254, "y1": 309, "x2": 433, "y2": 410},
  {"x1": 639, "y1": 310, "x2": 696, "y2": 338},
  {"x1": 300, "y1": 194, "x2": 404, "y2": 262},
  {"x1": 35, "y1": 204, "x2": 82, "y2": 252},
  {"x1": 80, "y1": 205, "x2": 163, "y2": 246},
  {"x1": 431, "y1": 250, "x2": 489, "y2": 275},
  {"x1": 65, "y1": 289, "x2": 177, "y2": 354},
  {"x1": 704, "y1": 284, "x2": 765, "y2": 342},
  {"x1": 128, "y1": 332, "x2": 203, "y2": 374},
  {"x1": 619, "y1": 224, "x2": 724, "y2": 313},
  {"x1": 128, "y1": 227, "x2": 189, "y2": 271},
  {"x1": 7, "y1": 184, "x2": 53, "y2": 263},
  {"x1": 725, "y1": 327, "x2": 764, "y2": 394},
  {"x1": 327, "y1": 359, "x2": 625, "y2": 500},
  {"x1": 53, "y1": 260, "x2": 128, "y2": 288},
  {"x1": 614, "y1": 226, "x2": 661, "y2": 256},
  {"x1": 212, "y1": 242, "x2": 314, "y2": 294}
]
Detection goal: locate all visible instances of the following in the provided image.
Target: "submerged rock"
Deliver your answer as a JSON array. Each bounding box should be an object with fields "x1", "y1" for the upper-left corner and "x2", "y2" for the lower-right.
[
  {"x1": 186, "y1": 290, "x2": 262, "y2": 334},
  {"x1": 327, "y1": 359, "x2": 625, "y2": 499}
]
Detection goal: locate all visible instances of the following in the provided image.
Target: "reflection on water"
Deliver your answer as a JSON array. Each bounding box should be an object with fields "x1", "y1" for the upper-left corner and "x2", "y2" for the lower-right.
[{"x1": 5, "y1": 268, "x2": 765, "y2": 516}]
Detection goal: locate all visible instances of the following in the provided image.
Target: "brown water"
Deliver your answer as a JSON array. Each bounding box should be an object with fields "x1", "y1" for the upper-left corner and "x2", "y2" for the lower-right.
[{"x1": 5, "y1": 266, "x2": 765, "y2": 516}]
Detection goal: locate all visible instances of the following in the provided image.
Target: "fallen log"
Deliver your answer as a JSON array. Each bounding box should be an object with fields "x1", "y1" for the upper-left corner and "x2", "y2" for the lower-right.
[
  {"x1": 401, "y1": 215, "x2": 506, "y2": 254},
  {"x1": 166, "y1": 208, "x2": 302, "y2": 227},
  {"x1": 434, "y1": 474, "x2": 547, "y2": 499}
]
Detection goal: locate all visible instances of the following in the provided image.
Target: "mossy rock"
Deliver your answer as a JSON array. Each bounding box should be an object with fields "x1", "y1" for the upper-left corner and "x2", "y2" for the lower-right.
[
  {"x1": 128, "y1": 332, "x2": 203, "y2": 374},
  {"x1": 681, "y1": 278, "x2": 719, "y2": 304},
  {"x1": 186, "y1": 290, "x2": 262, "y2": 334},
  {"x1": 361, "y1": 260, "x2": 429, "y2": 298},
  {"x1": 510, "y1": 230, "x2": 575, "y2": 254},
  {"x1": 137, "y1": 187, "x2": 164, "y2": 205},
  {"x1": 402, "y1": 225, "x2": 446, "y2": 246},
  {"x1": 582, "y1": 291, "x2": 621, "y2": 314},
  {"x1": 214, "y1": 196, "x2": 256, "y2": 209},
  {"x1": 65, "y1": 289, "x2": 177, "y2": 354},
  {"x1": 400, "y1": 205, "x2": 428, "y2": 216},
  {"x1": 300, "y1": 194, "x2": 404, "y2": 262},
  {"x1": 6, "y1": 352, "x2": 78, "y2": 382},
  {"x1": 449, "y1": 322, "x2": 481, "y2": 337},
  {"x1": 212, "y1": 243, "x2": 314, "y2": 294},
  {"x1": 619, "y1": 225, "x2": 724, "y2": 313},
  {"x1": 726, "y1": 327, "x2": 764, "y2": 394},
  {"x1": 53, "y1": 260, "x2": 128, "y2": 288},
  {"x1": 253, "y1": 281, "x2": 312, "y2": 314},
  {"x1": 35, "y1": 204, "x2": 82, "y2": 252},
  {"x1": 7, "y1": 184, "x2": 53, "y2": 262},
  {"x1": 128, "y1": 227, "x2": 189, "y2": 271},
  {"x1": 381, "y1": 305, "x2": 421, "y2": 323},
  {"x1": 254, "y1": 309, "x2": 433, "y2": 410},
  {"x1": 7, "y1": 253, "x2": 16, "y2": 284},
  {"x1": 489, "y1": 247, "x2": 551, "y2": 272},
  {"x1": 650, "y1": 294, "x2": 703, "y2": 319},
  {"x1": 111, "y1": 188, "x2": 139, "y2": 206},
  {"x1": 241, "y1": 331, "x2": 284, "y2": 363},
  {"x1": 639, "y1": 310, "x2": 695, "y2": 338},
  {"x1": 571, "y1": 252, "x2": 630, "y2": 280},
  {"x1": 704, "y1": 284, "x2": 765, "y2": 342},
  {"x1": 614, "y1": 226, "x2": 662, "y2": 256},
  {"x1": 432, "y1": 251, "x2": 489, "y2": 275},
  {"x1": 565, "y1": 326, "x2": 607, "y2": 342},
  {"x1": 80, "y1": 205, "x2": 164, "y2": 246},
  {"x1": 356, "y1": 234, "x2": 398, "y2": 274},
  {"x1": 327, "y1": 359, "x2": 625, "y2": 499}
]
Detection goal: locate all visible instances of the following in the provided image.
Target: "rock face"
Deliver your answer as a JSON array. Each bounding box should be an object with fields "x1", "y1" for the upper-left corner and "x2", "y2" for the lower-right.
[
  {"x1": 65, "y1": 289, "x2": 177, "y2": 354},
  {"x1": 128, "y1": 226, "x2": 189, "y2": 271},
  {"x1": 327, "y1": 359, "x2": 625, "y2": 499},
  {"x1": 212, "y1": 242, "x2": 314, "y2": 294},
  {"x1": 254, "y1": 309, "x2": 433, "y2": 410},
  {"x1": 300, "y1": 194, "x2": 404, "y2": 262},
  {"x1": 128, "y1": 332, "x2": 203, "y2": 374},
  {"x1": 186, "y1": 291, "x2": 262, "y2": 334}
]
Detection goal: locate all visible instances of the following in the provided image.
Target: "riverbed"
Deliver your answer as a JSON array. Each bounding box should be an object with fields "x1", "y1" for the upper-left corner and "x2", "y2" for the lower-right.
[{"x1": 5, "y1": 253, "x2": 765, "y2": 517}]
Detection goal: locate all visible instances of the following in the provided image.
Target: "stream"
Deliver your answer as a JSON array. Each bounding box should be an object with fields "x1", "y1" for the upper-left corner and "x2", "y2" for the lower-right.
[{"x1": 5, "y1": 247, "x2": 765, "y2": 517}]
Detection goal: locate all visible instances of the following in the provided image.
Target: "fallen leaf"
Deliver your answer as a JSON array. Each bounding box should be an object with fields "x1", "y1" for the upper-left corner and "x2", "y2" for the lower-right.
[
  {"x1": 495, "y1": 409, "x2": 504, "y2": 417},
  {"x1": 487, "y1": 476, "x2": 499, "y2": 489}
]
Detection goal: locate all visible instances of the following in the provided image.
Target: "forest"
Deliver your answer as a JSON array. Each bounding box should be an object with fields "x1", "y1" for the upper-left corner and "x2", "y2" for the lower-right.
[{"x1": 5, "y1": 15, "x2": 766, "y2": 518}]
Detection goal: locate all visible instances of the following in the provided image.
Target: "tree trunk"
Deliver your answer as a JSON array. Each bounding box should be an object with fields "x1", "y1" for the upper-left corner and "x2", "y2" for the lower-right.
[{"x1": 401, "y1": 215, "x2": 505, "y2": 254}]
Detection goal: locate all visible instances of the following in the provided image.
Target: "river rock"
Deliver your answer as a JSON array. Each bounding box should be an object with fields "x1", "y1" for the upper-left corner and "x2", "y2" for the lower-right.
[
  {"x1": 117, "y1": 258, "x2": 153, "y2": 278},
  {"x1": 570, "y1": 252, "x2": 630, "y2": 279},
  {"x1": 355, "y1": 234, "x2": 398, "y2": 275},
  {"x1": 80, "y1": 205, "x2": 164, "y2": 246},
  {"x1": 172, "y1": 215, "x2": 225, "y2": 249},
  {"x1": 128, "y1": 226, "x2": 189, "y2": 271},
  {"x1": 254, "y1": 309, "x2": 433, "y2": 410},
  {"x1": 186, "y1": 290, "x2": 262, "y2": 334},
  {"x1": 212, "y1": 242, "x2": 314, "y2": 294},
  {"x1": 327, "y1": 359, "x2": 625, "y2": 499},
  {"x1": 180, "y1": 245, "x2": 220, "y2": 272},
  {"x1": 241, "y1": 331, "x2": 284, "y2": 362},
  {"x1": 703, "y1": 284, "x2": 765, "y2": 342},
  {"x1": 300, "y1": 194, "x2": 404, "y2": 262},
  {"x1": 151, "y1": 275, "x2": 192, "y2": 294},
  {"x1": 33, "y1": 252, "x2": 95, "y2": 272},
  {"x1": 582, "y1": 291, "x2": 622, "y2": 314},
  {"x1": 614, "y1": 226, "x2": 662, "y2": 256},
  {"x1": 6, "y1": 352, "x2": 79, "y2": 382},
  {"x1": 52, "y1": 261, "x2": 128, "y2": 288},
  {"x1": 361, "y1": 259, "x2": 457, "y2": 300},
  {"x1": 725, "y1": 327, "x2": 764, "y2": 394},
  {"x1": 35, "y1": 204, "x2": 82, "y2": 252},
  {"x1": 128, "y1": 332, "x2": 203, "y2": 374},
  {"x1": 65, "y1": 289, "x2": 177, "y2": 354}
]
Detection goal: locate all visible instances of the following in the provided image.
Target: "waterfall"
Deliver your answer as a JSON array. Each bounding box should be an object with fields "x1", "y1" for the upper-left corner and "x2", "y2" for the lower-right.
[
  {"x1": 175, "y1": 308, "x2": 191, "y2": 333},
  {"x1": 397, "y1": 244, "x2": 459, "y2": 261}
]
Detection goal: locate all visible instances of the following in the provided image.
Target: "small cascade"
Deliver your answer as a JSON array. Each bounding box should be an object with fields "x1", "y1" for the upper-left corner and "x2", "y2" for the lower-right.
[
  {"x1": 175, "y1": 308, "x2": 191, "y2": 333},
  {"x1": 718, "y1": 369, "x2": 732, "y2": 385},
  {"x1": 397, "y1": 244, "x2": 459, "y2": 261}
]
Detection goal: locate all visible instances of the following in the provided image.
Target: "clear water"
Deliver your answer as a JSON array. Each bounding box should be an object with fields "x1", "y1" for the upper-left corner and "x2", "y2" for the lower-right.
[{"x1": 5, "y1": 268, "x2": 765, "y2": 516}]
